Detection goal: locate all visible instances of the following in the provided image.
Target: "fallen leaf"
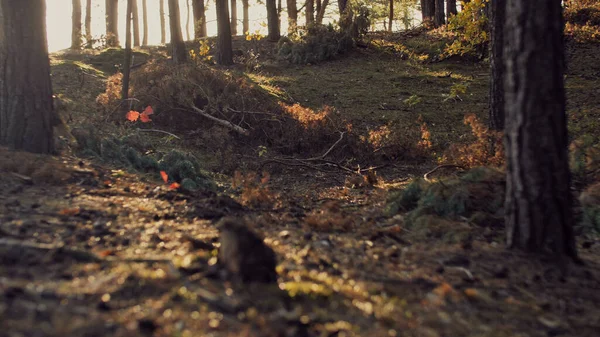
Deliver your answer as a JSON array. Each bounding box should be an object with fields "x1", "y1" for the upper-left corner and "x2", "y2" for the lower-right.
[
  {"x1": 126, "y1": 110, "x2": 140, "y2": 122},
  {"x1": 143, "y1": 106, "x2": 154, "y2": 115},
  {"x1": 140, "y1": 112, "x2": 152, "y2": 123},
  {"x1": 59, "y1": 207, "x2": 81, "y2": 216},
  {"x1": 169, "y1": 182, "x2": 181, "y2": 190},
  {"x1": 160, "y1": 171, "x2": 168, "y2": 183}
]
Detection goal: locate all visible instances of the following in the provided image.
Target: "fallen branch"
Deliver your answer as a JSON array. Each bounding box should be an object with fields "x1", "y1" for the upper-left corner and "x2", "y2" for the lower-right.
[
  {"x1": 136, "y1": 128, "x2": 181, "y2": 139},
  {"x1": 423, "y1": 164, "x2": 466, "y2": 182},
  {"x1": 190, "y1": 106, "x2": 250, "y2": 136}
]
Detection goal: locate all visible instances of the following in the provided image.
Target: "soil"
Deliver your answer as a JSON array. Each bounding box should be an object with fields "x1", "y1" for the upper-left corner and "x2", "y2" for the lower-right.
[{"x1": 1, "y1": 33, "x2": 600, "y2": 337}]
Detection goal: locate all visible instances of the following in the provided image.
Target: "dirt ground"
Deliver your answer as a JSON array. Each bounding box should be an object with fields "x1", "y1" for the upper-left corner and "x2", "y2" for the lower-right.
[{"x1": 1, "y1": 33, "x2": 600, "y2": 337}]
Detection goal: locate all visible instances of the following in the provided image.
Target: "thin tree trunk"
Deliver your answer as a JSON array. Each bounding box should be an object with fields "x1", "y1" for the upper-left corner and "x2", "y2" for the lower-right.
[
  {"x1": 504, "y1": 0, "x2": 578, "y2": 260},
  {"x1": 142, "y1": 0, "x2": 148, "y2": 45},
  {"x1": 72, "y1": 0, "x2": 82, "y2": 49},
  {"x1": 337, "y1": 0, "x2": 347, "y2": 13},
  {"x1": 447, "y1": 0, "x2": 457, "y2": 17},
  {"x1": 132, "y1": 0, "x2": 140, "y2": 47},
  {"x1": 420, "y1": 0, "x2": 434, "y2": 27},
  {"x1": 85, "y1": 0, "x2": 92, "y2": 48},
  {"x1": 306, "y1": 0, "x2": 314, "y2": 25},
  {"x1": 266, "y1": 0, "x2": 280, "y2": 41},
  {"x1": 106, "y1": 0, "x2": 119, "y2": 47},
  {"x1": 122, "y1": 0, "x2": 133, "y2": 100},
  {"x1": 186, "y1": 0, "x2": 191, "y2": 40},
  {"x1": 192, "y1": 0, "x2": 207, "y2": 38},
  {"x1": 489, "y1": 0, "x2": 505, "y2": 130},
  {"x1": 316, "y1": 0, "x2": 329, "y2": 25},
  {"x1": 0, "y1": 0, "x2": 54, "y2": 153},
  {"x1": 388, "y1": 0, "x2": 394, "y2": 32},
  {"x1": 434, "y1": 0, "x2": 445, "y2": 26},
  {"x1": 160, "y1": 0, "x2": 166, "y2": 44},
  {"x1": 168, "y1": 0, "x2": 187, "y2": 63},
  {"x1": 242, "y1": 0, "x2": 249, "y2": 34},
  {"x1": 287, "y1": 0, "x2": 298, "y2": 33},
  {"x1": 216, "y1": 0, "x2": 233, "y2": 65},
  {"x1": 230, "y1": 0, "x2": 238, "y2": 35}
]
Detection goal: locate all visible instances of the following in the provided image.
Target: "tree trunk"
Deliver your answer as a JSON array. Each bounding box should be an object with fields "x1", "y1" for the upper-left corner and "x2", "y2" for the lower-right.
[
  {"x1": 106, "y1": 0, "x2": 119, "y2": 47},
  {"x1": 489, "y1": 0, "x2": 505, "y2": 130},
  {"x1": 72, "y1": 0, "x2": 82, "y2": 49},
  {"x1": 168, "y1": 0, "x2": 187, "y2": 63},
  {"x1": 160, "y1": 0, "x2": 166, "y2": 44},
  {"x1": 420, "y1": 0, "x2": 434, "y2": 26},
  {"x1": 337, "y1": 0, "x2": 347, "y2": 13},
  {"x1": 122, "y1": 0, "x2": 133, "y2": 100},
  {"x1": 306, "y1": 0, "x2": 314, "y2": 25},
  {"x1": 242, "y1": 0, "x2": 249, "y2": 34},
  {"x1": 434, "y1": 0, "x2": 445, "y2": 26},
  {"x1": 316, "y1": 0, "x2": 329, "y2": 25},
  {"x1": 266, "y1": 0, "x2": 280, "y2": 41},
  {"x1": 504, "y1": 0, "x2": 578, "y2": 260},
  {"x1": 0, "y1": 0, "x2": 55, "y2": 153},
  {"x1": 287, "y1": 0, "x2": 298, "y2": 33},
  {"x1": 142, "y1": 0, "x2": 148, "y2": 45},
  {"x1": 85, "y1": 0, "x2": 92, "y2": 48},
  {"x1": 132, "y1": 0, "x2": 140, "y2": 47},
  {"x1": 216, "y1": 0, "x2": 233, "y2": 65},
  {"x1": 230, "y1": 0, "x2": 238, "y2": 36},
  {"x1": 447, "y1": 0, "x2": 457, "y2": 17},
  {"x1": 186, "y1": 0, "x2": 191, "y2": 40},
  {"x1": 192, "y1": 0, "x2": 207, "y2": 38},
  {"x1": 388, "y1": 0, "x2": 394, "y2": 32}
]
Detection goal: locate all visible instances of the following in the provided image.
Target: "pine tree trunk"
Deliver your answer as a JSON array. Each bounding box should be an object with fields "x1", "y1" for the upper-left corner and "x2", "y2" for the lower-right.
[
  {"x1": 106, "y1": 0, "x2": 119, "y2": 47},
  {"x1": 287, "y1": 0, "x2": 298, "y2": 33},
  {"x1": 230, "y1": 0, "x2": 238, "y2": 36},
  {"x1": 316, "y1": 0, "x2": 329, "y2": 25},
  {"x1": 306, "y1": 0, "x2": 314, "y2": 25},
  {"x1": 489, "y1": 0, "x2": 505, "y2": 130},
  {"x1": 266, "y1": 0, "x2": 280, "y2": 41},
  {"x1": 434, "y1": 0, "x2": 445, "y2": 26},
  {"x1": 160, "y1": 0, "x2": 166, "y2": 44},
  {"x1": 72, "y1": 0, "x2": 82, "y2": 49},
  {"x1": 504, "y1": 0, "x2": 578, "y2": 259},
  {"x1": 242, "y1": 0, "x2": 249, "y2": 34},
  {"x1": 85, "y1": 0, "x2": 92, "y2": 48},
  {"x1": 388, "y1": 0, "x2": 394, "y2": 32},
  {"x1": 447, "y1": 0, "x2": 457, "y2": 17},
  {"x1": 186, "y1": 0, "x2": 191, "y2": 40},
  {"x1": 122, "y1": 0, "x2": 133, "y2": 100},
  {"x1": 0, "y1": 0, "x2": 55, "y2": 153},
  {"x1": 168, "y1": 0, "x2": 187, "y2": 63},
  {"x1": 420, "y1": 0, "x2": 435, "y2": 26},
  {"x1": 142, "y1": 0, "x2": 148, "y2": 45},
  {"x1": 192, "y1": 0, "x2": 207, "y2": 38},
  {"x1": 216, "y1": 0, "x2": 233, "y2": 65},
  {"x1": 132, "y1": 0, "x2": 140, "y2": 47}
]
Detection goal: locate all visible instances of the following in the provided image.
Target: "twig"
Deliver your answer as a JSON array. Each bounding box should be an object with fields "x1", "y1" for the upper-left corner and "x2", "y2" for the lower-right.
[
  {"x1": 423, "y1": 164, "x2": 466, "y2": 182},
  {"x1": 306, "y1": 131, "x2": 345, "y2": 160},
  {"x1": 190, "y1": 105, "x2": 250, "y2": 136},
  {"x1": 136, "y1": 128, "x2": 181, "y2": 139}
]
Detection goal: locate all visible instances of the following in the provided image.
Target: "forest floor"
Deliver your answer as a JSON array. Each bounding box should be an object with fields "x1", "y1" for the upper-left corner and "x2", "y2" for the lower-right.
[{"x1": 1, "y1": 31, "x2": 600, "y2": 337}]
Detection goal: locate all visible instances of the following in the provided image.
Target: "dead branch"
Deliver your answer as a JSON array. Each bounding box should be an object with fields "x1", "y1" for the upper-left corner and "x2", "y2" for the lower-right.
[
  {"x1": 423, "y1": 164, "x2": 466, "y2": 182},
  {"x1": 306, "y1": 131, "x2": 345, "y2": 160},
  {"x1": 136, "y1": 128, "x2": 181, "y2": 139},
  {"x1": 190, "y1": 105, "x2": 250, "y2": 136}
]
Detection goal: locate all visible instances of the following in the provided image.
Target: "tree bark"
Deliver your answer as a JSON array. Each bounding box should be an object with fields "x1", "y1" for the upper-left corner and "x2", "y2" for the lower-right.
[
  {"x1": 168, "y1": 0, "x2": 187, "y2": 63},
  {"x1": 230, "y1": 0, "x2": 238, "y2": 36},
  {"x1": 85, "y1": 0, "x2": 92, "y2": 48},
  {"x1": 216, "y1": 0, "x2": 233, "y2": 65},
  {"x1": 287, "y1": 0, "x2": 298, "y2": 33},
  {"x1": 122, "y1": 0, "x2": 133, "y2": 100},
  {"x1": 105, "y1": 0, "x2": 119, "y2": 47},
  {"x1": 434, "y1": 0, "x2": 445, "y2": 26},
  {"x1": 192, "y1": 0, "x2": 207, "y2": 38},
  {"x1": 266, "y1": 0, "x2": 280, "y2": 41},
  {"x1": 0, "y1": 0, "x2": 55, "y2": 153},
  {"x1": 504, "y1": 0, "x2": 578, "y2": 259},
  {"x1": 489, "y1": 0, "x2": 505, "y2": 130},
  {"x1": 72, "y1": 0, "x2": 82, "y2": 49},
  {"x1": 242, "y1": 0, "x2": 249, "y2": 34},
  {"x1": 337, "y1": 0, "x2": 347, "y2": 14},
  {"x1": 160, "y1": 0, "x2": 166, "y2": 44},
  {"x1": 420, "y1": 0, "x2": 434, "y2": 26},
  {"x1": 388, "y1": 0, "x2": 394, "y2": 32},
  {"x1": 447, "y1": 0, "x2": 457, "y2": 17},
  {"x1": 316, "y1": 0, "x2": 329, "y2": 25},
  {"x1": 142, "y1": 0, "x2": 148, "y2": 45},
  {"x1": 186, "y1": 0, "x2": 191, "y2": 40},
  {"x1": 306, "y1": 0, "x2": 314, "y2": 25},
  {"x1": 132, "y1": 0, "x2": 140, "y2": 47}
]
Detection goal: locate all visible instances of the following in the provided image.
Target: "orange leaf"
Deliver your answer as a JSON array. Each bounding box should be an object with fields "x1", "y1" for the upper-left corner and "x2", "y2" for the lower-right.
[
  {"x1": 98, "y1": 250, "x2": 115, "y2": 257},
  {"x1": 143, "y1": 106, "x2": 154, "y2": 115},
  {"x1": 169, "y1": 182, "x2": 181, "y2": 190},
  {"x1": 126, "y1": 110, "x2": 140, "y2": 121},
  {"x1": 160, "y1": 171, "x2": 169, "y2": 183},
  {"x1": 139, "y1": 112, "x2": 152, "y2": 123},
  {"x1": 59, "y1": 207, "x2": 81, "y2": 216}
]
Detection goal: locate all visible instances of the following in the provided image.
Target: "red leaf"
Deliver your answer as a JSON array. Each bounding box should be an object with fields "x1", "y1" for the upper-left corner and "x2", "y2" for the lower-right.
[
  {"x1": 126, "y1": 110, "x2": 140, "y2": 121},
  {"x1": 143, "y1": 106, "x2": 154, "y2": 115},
  {"x1": 169, "y1": 182, "x2": 181, "y2": 190},
  {"x1": 139, "y1": 112, "x2": 152, "y2": 123},
  {"x1": 160, "y1": 171, "x2": 168, "y2": 183}
]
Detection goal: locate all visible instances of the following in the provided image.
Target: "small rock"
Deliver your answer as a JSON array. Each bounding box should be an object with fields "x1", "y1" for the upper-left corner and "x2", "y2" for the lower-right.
[{"x1": 279, "y1": 230, "x2": 290, "y2": 239}]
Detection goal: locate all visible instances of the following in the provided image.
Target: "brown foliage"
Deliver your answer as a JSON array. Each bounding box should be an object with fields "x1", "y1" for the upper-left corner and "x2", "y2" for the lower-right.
[
  {"x1": 232, "y1": 171, "x2": 278, "y2": 208},
  {"x1": 304, "y1": 201, "x2": 355, "y2": 232}
]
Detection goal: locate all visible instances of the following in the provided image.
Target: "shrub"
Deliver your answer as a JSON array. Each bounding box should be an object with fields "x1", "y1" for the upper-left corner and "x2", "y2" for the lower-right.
[
  {"x1": 444, "y1": 0, "x2": 489, "y2": 59},
  {"x1": 277, "y1": 24, "x2": 355, "y2": 64}
]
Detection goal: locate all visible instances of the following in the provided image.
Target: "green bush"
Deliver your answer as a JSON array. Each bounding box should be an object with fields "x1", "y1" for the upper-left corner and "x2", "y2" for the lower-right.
[
  {"x1": 444, "y1": 0, "x2": 489, "y2": 59},
  {"x1": 277, "y1": 25, "x2": 355, "y2": 64}
]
